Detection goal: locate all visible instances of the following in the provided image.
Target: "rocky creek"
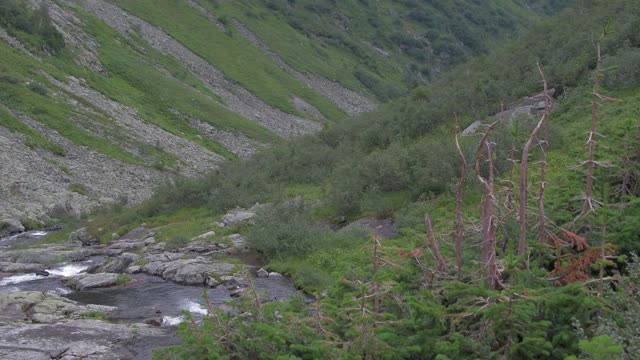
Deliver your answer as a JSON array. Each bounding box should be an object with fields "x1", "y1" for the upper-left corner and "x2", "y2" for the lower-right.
[{"x1": 0, "y1": 227, "x2": 302, "y2": 359}]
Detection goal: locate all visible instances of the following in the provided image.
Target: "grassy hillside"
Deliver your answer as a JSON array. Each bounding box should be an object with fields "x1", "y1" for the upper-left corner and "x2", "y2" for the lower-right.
[
  {"x1": 194, "y1": 0, "x2": 571, "y2": 100},
  {"x1": 61, "y1": 0, "x2": 640, "y2": 358}
]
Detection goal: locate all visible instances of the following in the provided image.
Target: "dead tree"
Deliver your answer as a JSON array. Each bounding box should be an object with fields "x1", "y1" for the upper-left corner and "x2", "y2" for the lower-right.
[
  {"x1": 536, "y1": 64, "x2": 552, "y2": 245},
  {"x1": 581, "y1": 25, "x2": 621, "y2": 215},
  {"x1": 454, "y1": 113, "x2": 467, "y2": 278},
  {"x1": 475, "y1": 121, "x2": 501, "y2": 290},
  {"x1": 517, "y1": 64, "x2": 551, "y2": 255},
  {"x1": 425, "y1": 213, "x2": 448, "y2": 274}
]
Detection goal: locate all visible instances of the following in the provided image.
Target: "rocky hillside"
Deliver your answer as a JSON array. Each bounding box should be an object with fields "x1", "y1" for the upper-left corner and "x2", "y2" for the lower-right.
[{"x1": 0, "y1": 0, "x2": 561, "y2": 225}]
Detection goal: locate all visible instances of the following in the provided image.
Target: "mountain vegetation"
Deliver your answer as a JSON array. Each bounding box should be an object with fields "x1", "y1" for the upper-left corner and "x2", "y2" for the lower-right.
[
  {"x1": 3, "y1": 0, "x2": 640, "y2": 359},
  {"x1": 1, "y1": 0, "x2": 562, "y2": 221}
]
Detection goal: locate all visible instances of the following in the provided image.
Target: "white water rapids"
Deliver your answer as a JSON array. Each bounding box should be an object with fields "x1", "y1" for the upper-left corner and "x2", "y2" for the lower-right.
[{"x1": 0, "y1": 263, "x2": 88, "y2": 286}]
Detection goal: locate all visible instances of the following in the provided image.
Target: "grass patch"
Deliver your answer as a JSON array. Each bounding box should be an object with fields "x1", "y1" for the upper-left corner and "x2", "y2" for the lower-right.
[
  {"x1": 67, "y1": 183, "x2": 89, "y2": 196},
  {"x1": 115, "y1": 274, "x2": 132, "y2": 285},
  {"x1": 80, "y1": 311, "x2": 106, "y2": 320},
  {"x1": 0, "y1": 106, "x2": 65, "y2": 155},
  {"x1": 111, "y1": 0, "x2": 346, "y2": 121}
]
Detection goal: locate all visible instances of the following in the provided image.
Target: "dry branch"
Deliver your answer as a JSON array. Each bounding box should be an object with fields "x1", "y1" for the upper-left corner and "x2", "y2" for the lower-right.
[
  {"x1": 517, "y1": 64, "x2": 550, "y2": 255},
  {"x1": 425, "y1": 213, "x2": 448, "y2": 274},
  {"x1": 475, "y1": 121, "x2": 502, "y2": 290},
  {"x1": 454, "y1": 113, "x2": 467, "y2": 278}
]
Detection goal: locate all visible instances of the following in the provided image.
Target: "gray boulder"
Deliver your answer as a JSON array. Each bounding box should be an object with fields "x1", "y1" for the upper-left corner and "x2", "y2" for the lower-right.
[
  {"x1": 220, "y1": 203, "x2": 266, "y2": 226},
  {"x1": 69, "y1": 227, "x2": 99, "y2": 246},
  {"x1": 88, "y1": 253, "x2": 139, "y2": 274},
  {"x1": 0, "y1": 219, "x2": 24, "y2": 237},
  {"x1": 141, "y1": 257, "x2": 238, "y2": 285},
  {"x1": 0, "y1": 291, "x2": 115, "y2": 324},
  {"x1": 191, "y1": 231, "x2": 216, "y2": 241},
  {"x1": 68, "y1": 273, "x2": 120, "y2": 290},
  {"x1": 256, "y1": 268, "x2": 269, "y2": 278},
  {"x1": 226, "y1": 233, "x2": 248, "y2": 250},
  {"x1": 0, "y1": 262, "x2": 46, "y2": 273}
]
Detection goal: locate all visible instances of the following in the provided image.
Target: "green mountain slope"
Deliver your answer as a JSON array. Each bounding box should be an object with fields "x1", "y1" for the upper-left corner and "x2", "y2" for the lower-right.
[{"x1": 0, "y1": 0, "x2": 560, "y2": 221}]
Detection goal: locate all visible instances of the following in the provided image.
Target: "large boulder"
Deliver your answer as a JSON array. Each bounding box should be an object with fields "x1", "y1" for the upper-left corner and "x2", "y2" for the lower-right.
[
  {"x1": 0, "y1": 246, "x2": 96, "y2": 265},
  {"x1": 0, "y1": 291, "x2": 115, "y2": 324},
  {"x1": 87, "y1": 253, "x2": 139, "y2": 274},
  {"x1": 69, "y1": 227, "x2": 99, "y2": 246},
  {"x1": 0, "y1": 262, "x2": 46, "y2": 273},
  {"x1": 0, "y1": 219, "x2": 24, "y2": 237},
  {"x1": 67, "y1": 273, "x2": 120, "y2": 290},
  {"x1": 141, "y1": 257, "x2": 238, "y2": 285},
  {"x1": 219, "y1": 203, "x2": 267, "y2": 227}
]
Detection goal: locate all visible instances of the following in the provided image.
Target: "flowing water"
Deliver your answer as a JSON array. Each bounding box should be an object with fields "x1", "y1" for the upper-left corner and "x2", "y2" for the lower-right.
[{"x1": 0, "y1": 232, "x2": 303, "y2": 328}]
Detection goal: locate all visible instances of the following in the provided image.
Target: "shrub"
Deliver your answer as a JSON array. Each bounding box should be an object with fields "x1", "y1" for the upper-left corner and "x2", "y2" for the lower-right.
[
  {"x1": 165, "y1": 234, "x2": 189, "y2": 250},
  {"x1": 26, "y1": 81, "x2": 48, "y2": 96}
]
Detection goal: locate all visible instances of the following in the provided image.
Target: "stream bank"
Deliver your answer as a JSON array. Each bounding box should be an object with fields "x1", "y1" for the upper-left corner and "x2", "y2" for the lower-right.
[{"x1": 0, "y1": 227, "x2": 302, "y2": 359}]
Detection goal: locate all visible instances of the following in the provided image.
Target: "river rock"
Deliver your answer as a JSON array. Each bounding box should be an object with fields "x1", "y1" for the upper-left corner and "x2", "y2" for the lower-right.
[
  {"x1": 220, "y1": 203, "x2": 265, "y2": 226},
  {"x1": 0, "y1": 261, "x2": 46, "y2": 273},
  {"x1": 88, "y1": 253, "x2": 139, "y2": 274},
  {"x1": 68, "y1": 273, "x2": 120, "y2": 290},
  {"x1": 206, "y1": 276, "x2": 219, "y2": 287},
  {"x1": 226, "y1": 233, "x2": 248, "y2": 249},
  {"x1": 191, "y1": 230, "x2": 216, "y2": 241},
  {"x1": 120, "y1": 226, "x2": 150, "y2": 240},
  {"x1": 256, "y1": 268, "x2": 269, "y2": 278},
  {"x1": 0, "y1": 291, "x2": 115, "y2": 324},
  {"x1": 185, "y1": 240, "x2": 220, "y2": 253},
  {"x1": 0, "y1": 245, "x2": 98, "y2": 265},
  {"x1": 0, "y1": 319, "x2": 167, "y2": 360},
  {"x1": 268, "y1": 272, "x2": 283, "y2": 278},
  {"x1": 0, "y1": 219, "x2": 24, "y2": 236},
  {"x1": 69, "y1": 227, "x2": 99, "y2": 246},
  {"x1": 143, "y1": 316, "x2": 163, "y2": 327},
  {"x1": 141, "y1": 257, "x2": 238, "y2": 285},
  {"x1": 126, "y1": 265, "x2": 142, "y2": 274}
]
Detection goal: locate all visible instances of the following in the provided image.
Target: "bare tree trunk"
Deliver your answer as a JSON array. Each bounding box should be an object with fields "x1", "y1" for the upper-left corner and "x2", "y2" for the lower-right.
[
  {"x1": 518, "y1": 64, "x2": 550, "y2": 255},
  {"x1": 475, "y1": 121, "x2": 501, "y2": 290},
  {"x1": 454, "y1": 113, "x2": 467, "y2": 279},
  {"x1": 583, "y1": 34, "x2": 605, "y2": 215},
  {"x1": 537, "y1": 64, "x2": 551, "y2": 245},
  {"x1": 425, "y1": 213, "x2": 448, "y2": 274}
]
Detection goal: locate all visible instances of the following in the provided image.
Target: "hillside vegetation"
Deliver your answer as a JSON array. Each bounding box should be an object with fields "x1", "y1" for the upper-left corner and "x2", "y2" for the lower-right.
[
  {"x1": 8, "y1": 0, "x2": 640, "y2": 358},
  {"x1": 63, "y1": 0, "x2": 640, "y2": 358},
  {"x1": 0, "y1": 0, "x2": 557, "y2": 222}
]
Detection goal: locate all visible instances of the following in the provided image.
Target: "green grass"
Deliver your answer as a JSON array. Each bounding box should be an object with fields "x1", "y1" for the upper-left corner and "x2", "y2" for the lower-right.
[
  {"x1": 0, "y1": 42, "x2": 144, "y2": 164},
  {"x1": 110, "y1": 0, "x2": 346, "y2": 121},
  {"x1": 67, "y1": 183, "x2": 89, "y2": 196},
  {"x1": 80, "y1": 311, "x2": 107, "y2": 320},
  {"x1": 0, "y1": 105, "x2": 65, "y2": 155},
  {"x1": 60, "y1": 11, "x2": 282, "y2": 152},
  {"x1": 115, "y1": 274, "x2": 132, "y2": 285}
]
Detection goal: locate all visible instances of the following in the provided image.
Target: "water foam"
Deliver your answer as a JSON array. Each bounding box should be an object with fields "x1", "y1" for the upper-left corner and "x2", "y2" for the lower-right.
[
  {"x1": 0, "y1": 263, "x2": 88, "y2": 287},
  {"x1": 49, "y1": 287, "x2": 72, "y2": 295},
  {"x1": 48, "y1": 264, "x2": 88, "y2": 277},
  {"x1": 0, "y1": 273, "x2": 44, "y2": 286},
  {"x1": 187, "y1": 301, "x2": 208, "y2": 315},
  {"x1": 162, "y1": 316, "x2": 185, "y2": 327}
]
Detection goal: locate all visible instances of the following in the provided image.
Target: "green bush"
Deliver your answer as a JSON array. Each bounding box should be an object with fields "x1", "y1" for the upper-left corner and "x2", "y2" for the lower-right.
[
  {"x1": 26, "y1": 81, "x2": 48, "y2": 96},
  {"x1": 0, "y1": 1, "x2": 65, "y2": 54},
  {"x1": 165, "y1": 234, "x2": 189, "y2": 250}
]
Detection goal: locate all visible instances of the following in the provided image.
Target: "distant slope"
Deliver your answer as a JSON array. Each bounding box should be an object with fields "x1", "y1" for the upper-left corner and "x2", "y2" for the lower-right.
[{"x1": 0, "y1": 0, "x2": 563, "y2": 223}]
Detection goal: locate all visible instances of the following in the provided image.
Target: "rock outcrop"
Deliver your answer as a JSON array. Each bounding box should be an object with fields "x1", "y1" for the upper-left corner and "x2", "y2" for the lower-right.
[{"x1": 0, "y1": 292, "x2": 168, "y2": 360}]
